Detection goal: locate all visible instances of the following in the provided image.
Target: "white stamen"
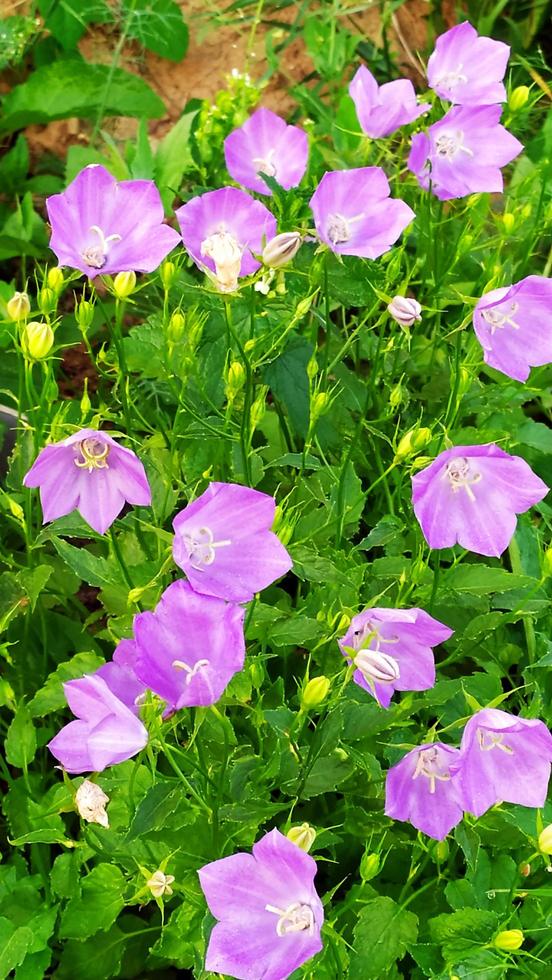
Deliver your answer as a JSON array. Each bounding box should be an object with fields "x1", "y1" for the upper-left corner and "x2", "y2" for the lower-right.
[
  {"x1": 326, "y1": 213, "x2": 351, "y2": 245},
  {"x1": 252, "y1": 148, "x2": 277, "y2": 178},
  {"x1": 434, "y1": 129, "x2": 474, "y2": 160},
  {"x1": 481, "y1": 302, "x2": 520, "y2": 334},
  {"x1": 81, "y1": 225, "x2": 122, "y2": 269},
  {"x1": 74, "y1": 437, "x2": 110, "y2": 471},
  {"x1": 434, "y1": 64, "x2": 468, "y2": 91},
  {"x1": 477, "y1": 729, "x2": 514, "y2": 754},
  {"x1": 265, "y1": 902, "x2": 315, "y2": 936},
  {"x1": 182, "y1": 526, "x2": 232, "y2": 570},
  {"x1": 172, "y1": 658, "x2": 210, "y2": 684},
  {"x1": 444, "y1": 456, "x2": 481, "y2": 502},
  {"x1": 412, "y1": 746, "x2": 451, "y2": 794},
  {"x1": 201, "y1": 228, "x2": 243, "y2": 293}
]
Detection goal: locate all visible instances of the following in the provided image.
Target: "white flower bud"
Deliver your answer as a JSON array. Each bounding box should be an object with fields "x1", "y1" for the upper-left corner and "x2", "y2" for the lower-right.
[
  {"x1": 147, "y1": 870, "x2": 175, "y2": 898},
  {"x1": 262, "y1": 232, "x2": 302, "y2": 268},
  {"x1": 387, "y1": 296, "x2": 422, "y2": 328},
  {"x1": 75, "y1": 779, "x2": 110, "y2": 828}
]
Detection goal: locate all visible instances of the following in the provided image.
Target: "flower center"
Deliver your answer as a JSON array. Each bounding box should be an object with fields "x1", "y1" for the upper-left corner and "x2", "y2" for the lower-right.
[
  {"x1": 481, "y1": 302, "x2": 520, "y2": 334},
  {"x1": 253, "y1": 148, "x2": 277, "y2": 178},
  {"x1": 355, "y1": 649, "x2": 401, "y2": 685},
  {"x1": 182, "y1": 525, "x2": 232, "y2": 570},
  {"x1": 412, "y1": 747, "x2": 451, "y2": 794},
  {"x1": 81, "y1": 225, "x2": 122, "y2": 269},
  {"x1": 434, "y1": 129, "x2": 474, "y2": 160},
  {"x1": 74, "y1": 437, "x2": 110, "y2": 471},
  {"x1": 433, "y1": 64, "x2": 468, "y2": 92},
  {"x1": 265, "y1": 902, "x2": 315, "y2": 937},
  {"x1": 200, "y1": 228, "x2": 243, "y2": 292},
  {"x1": 326, "y1": 213, "x2": 351, "y2": 245},
  {"x1": 444, "y1": 456, "x2": 481, "y2": 502},
  {"x1": 477, "y1": 729, "x2": 514, "y2": 754},
  {"x1": 172, "y1": 658, "x2": 210, "y2": 684}
]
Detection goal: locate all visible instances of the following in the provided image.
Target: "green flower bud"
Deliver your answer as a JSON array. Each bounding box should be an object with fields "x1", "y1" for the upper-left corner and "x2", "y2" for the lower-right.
[
  {"x1": 307, "y1": 356, "x2": 318, "y2": 381},
  {"x1": 80, "y1": 378, "x2": 92, "y2": 416},
  {"x1": 494, "y1": 929, "x2": 524, "y2": 951},
  {"x1": 502, "y1": 212, "x2": 515, "y2": 234},
  {"x1": 508, "y1": 85, "x2": 530, "y2": 112},
  {"x1": 21, "y1": 320, "x2": 54, "y2": 361},
  {"x1": 542, "y1": 548, "x2": 552, "y2": 579},
  {"x1": 113, "y1": 271, "x2": 137, "y2": 300},
  {"x1": 395, "y1": 427, "x2": 432, "y2": 460},
  {"x1": 538, "y1": 824, "x2": 552, "y2": 854},
  {"x1": 301, "y1": 676, "x2": 330, "y2": 709},
  {"x1": 360, "y1": 852, "x2": 380, "y2": 881},
  {"x1": 311, "y1": 391, "x2": 330, "y2": 421},
  {"x1": 225, "y1": 361, "x2": 245, "y2": 402},
  {"x1": 47, "y1": 267, "x2": 64, "y2": 292},
  {"x1": 160, "y1": 260, "x2": 177, "y2": 289},
  {"x1": 77, "y1": 300, "x2": 94, "y2": 331},
  {"x1": 168, "y1": 311, "x2": 186, "y2": 343},
  {"x1": 7, "y1": 291, "x2": 30, "y2": 321},
  {"x1": 250, "y1": 392, "x2": 266, "y2": 430},
  {"x1": 389, "y1": 382, "x2": 403, "y2": 408},
  {"x1": 286, "y1": 823, "x2": 316, "y2": 852},
  {"x1": 435, "y1": 839, "x2": 449, "y2": 861},
  {"x1": 38, "y1": 287, "x2": 56, "y2": 315}
]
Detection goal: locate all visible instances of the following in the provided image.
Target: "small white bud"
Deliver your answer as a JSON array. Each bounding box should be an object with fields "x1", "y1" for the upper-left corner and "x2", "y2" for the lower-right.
[
  {"x1": 147, "y1": 870, "x2": 175, "y2": 898},
  {"x1": 387, "y1": 296, "x2": 422, "y2": 328},
  {"x1": 262, "y1": 232, "x2": 302, "y2": 268}
]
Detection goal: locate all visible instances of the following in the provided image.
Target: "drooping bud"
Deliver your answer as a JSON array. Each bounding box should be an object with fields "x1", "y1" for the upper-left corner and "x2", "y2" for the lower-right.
[
  {"x1": 387, "y1": 296, "x2": 422, "y2": 329},
  {"x1": 75, "y1": 779, "x2": 110, "y2": 828},
  {"x1": 355, "y1": 649, "x2": 400, "y2": 684},
  {"x1": 21, "y1": 321, "x2": 54, "y2": 361},
  {"x1": 168, "y1": 311, "x2": 186, "y2": 343},
  {"x1": 494, "y1": 929, "x2": 524, "y2": 951},
  {"x1": 301, "y1": 676, "x2": 330, "y2": 709},
  {"x1": 146, "y1": 870, "x2": 175, "y2": 898},
  {"x1": 113, "y1": 270, "x2": 137, "y2": 300},
  {"x1": 287, "y1": 823, "x2": 316, "y2": 852},
  {"x1": 263, "y1": 232, "x2": 302, "y2": 269},
  {"x1": 38, "y1": 287, "x2": 56, "y2": 315},
  {"x1": 47, "y1": 267, "x2": 64, "y2": 292},
  {"x1": 159, "y1": 260, "x2": 177, "y2": 290},
  {"x1": 538, "y1": 824, "x2": 552, "y2": 854},
  {"x1": 360, "y1": 851, "x2": 380, "y2": 881},
  {"x1": 508, "y1": 86, "x2": 530, "y2": 112},
  {"x1": 7, "y1": 291, "x2": 30, "y2": 321},
  {"x1": 77, "y1": 299, "x2": 94, "y2": 331}
]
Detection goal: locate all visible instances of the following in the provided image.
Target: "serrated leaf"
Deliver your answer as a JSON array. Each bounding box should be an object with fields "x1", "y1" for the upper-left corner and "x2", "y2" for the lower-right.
[
  {"x1": 155, "y1": 109, "x2": 198, "y2": 212},
  {"x1": 60, "y1": 865, "x2": 126, "y2": 940},
  {"x1": 126, "y1": 783, "x2": 182, "y2": 840},
  {"x1": 28, "y1": 651, "x2": 105, "y2": 717},
  {"x1": 5, "y1": 705, "x2": 36, "y2": 768},
  {"x1": 52, "y1": 538, "x2": 122, "y2": 589},
  {"x1": 444, "y1": 564, "x2": 533, "y2": 594},
  {"x1": 349, "y1": 897, "x2": 418, "y2": 979},
  {"x1": 264, "y1": 337, "x2": 313, "y2": 438},
  {"x1": 124, "y1": 0, "x2": 188, "y2": 61},
  {"x1": 429, "y1": 908, "x2": 498, "y2": 953},
  {"x1": 0, "y1": 918, "x2": 33, "y2": 980}
]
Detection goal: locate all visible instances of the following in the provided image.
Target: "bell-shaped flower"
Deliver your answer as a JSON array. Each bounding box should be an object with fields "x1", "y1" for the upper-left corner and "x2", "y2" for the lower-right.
[
  {"x1": 96, "y1": 638, "x2": 147, "y2": 715},
  {"x1": 199, "y1": 828, "x2": 324, "y2": 980},
  {"x1": 175, "y1": 187, "x2": 277, "y2": 293},
  {"x1": 132, "y1": 580, "x2": 245, "y2": 710},
  {"x1": 46, "y1": 165, "x2": 181, "y2": 279},
  {"x1": 427, "y1": 21, "x2": 510, "y2": 106},
  {"x1": 309, "y1": 168, "x2": 415, "y2": 258},
  {"x1": 172, "y1": 481, "x2": 292, "y2": 602},
  {"x1": 408, "y1": 105, "x2": 523, "y2": 200},
  {"x1": 224, "y1": 107, "x2": 308, "y2": 196},
  {"x1": 349, "y1": 65, "x2": 429, "y2": 139},
  {"x1": 385, "y1": 742, "x2": 465, "y2": 840},
  {"x1": 473, "y1": 275, "x2": 552, "y2": 382},
  {"x1": 48, "y1": 674, "x2": 148, "y2": 773},
  {"x1": 412, "y1": 443, "x2": 548, "y2": 557},
  {"x1": 23, "y1": 428, "x2": 152, "y2": 535},
  {"x1": 338, "y1": 607, "x2": 452, "y2": 708},
  {"x1": 454, "y1": 708, "x2": 552, "y2": 818}
]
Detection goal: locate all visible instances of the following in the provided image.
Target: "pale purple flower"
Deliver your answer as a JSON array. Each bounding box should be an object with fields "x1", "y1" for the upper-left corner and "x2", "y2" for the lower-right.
[
  {"x1": 172, "y1": 482, "x2": 292, "y2": 602},
  {"x1": 23, "y1": 428, "x2": 151, "y2": 535},
  {"x1": 96, "y1": 638, "x2": 147, "y2": 715},
  {"x1": 427, "y1": 21, "x2": 509, "y2": 106},
  {"x1": 473, "y1": 275, "x2": 552, "y2": 382},
  {"x1": 224, "y1": 108, "x2": 308, "y2": 196},
  {"x1": 310, "y1": 168, "x2": 414, "y2": 258},
  {"x1": 175, "y1": 187, "x2": 277, "y2": 292},
  {"x1": 199, "y1": 828, "x2": 324, "y2": 980},
  {"x1": 412, "y1": 444, "x2": 548, "y2": 556},
  {"x1": 454, "y1": 708, "x2": 552, "y2": 818},
  {"x1": 388, "y1": 296, "x2": 422, "y2": 328},
  {"x1": 48, "y1": 674, "x2": 148, "y2": 773},
  {"x1": 408, "y1": 105, "x2": 523, "y2": 200},
  {"x1": 338, "y1": 607, "x2": 452, "y2": 708},
  {"x1": 349, "y1": 65, "x2": 429, "y2": 139},
  {"x1": 46, "y1": 165, "x2": 181, "y2": 278},
  {"x1": 132, "y1": 580, "x2": 245, "y2": 710},
  {"x1": 385, "y1": 742, "x2": 464, "y2": 840}
]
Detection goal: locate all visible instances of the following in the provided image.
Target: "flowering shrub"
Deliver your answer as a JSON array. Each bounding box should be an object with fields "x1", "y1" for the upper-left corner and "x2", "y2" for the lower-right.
[{"x1": 1, "y1": 9, "x2": 552, "y2": 980}]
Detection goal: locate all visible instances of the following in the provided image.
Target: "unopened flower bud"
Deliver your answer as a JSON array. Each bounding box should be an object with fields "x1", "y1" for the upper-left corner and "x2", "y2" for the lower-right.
[
  {"x1": 502, "y1": 212, "x2": 515, "y2": 234},
  {"x1": 387, "y1": 296, "x2": 422, "y2": 329},
  {"x1": 168, "y1": 311, "x2": 186, "y2": 343},
  {"x1": 225, "y1": 361, "x2": 245, "y2": 401},
  {"x1": 311, "y1": 391, "x2": 330, "y2": 421},
  {"x1": 7, "y1": 291, "x2": 30, "y2": 321},
  {"x1": 75, "y1": 779, "x2": 109, "y2": 828},
  {"x1": 296, "y1": 296, "x2": 314, "y2": 319},
  {"x1": 80, "y1": 378, "x2": 92, "y2": 416},
  {"x1": 494, "y1": 929, "x2": 524, "y2": 951},
  {"x1": 519, "y1": 862, "x2": 531, "y2": 877},
  {"x1": 521, "y1": 203, "x2": 532, "y2": 219},
  {"x1": 263, "y1": 232, "x2": 302, "y2": 268},
  {"x1": 287, "y1": 823, "x2": 316, "y2": 852},
  {"x1": 160, "y1": 260, "x2": 177, "y2": 289},
  {"x1": 250, "y1": 391, "x2": 266, "y2": 430},
  {"x1": 395, "y1": 427, "x2": 432, "y2": 461},
  {"x1": 307, "y1": 356, "x2": 318, "y2": 381},
  {"x1": 147, "y1": 870, "x2": 175, "y2": 898},
  {"x1": 47, "y1": 267, "x2": 64, "y2": 292},
  {"x1": 113, "y1": 271, "x2": 136, "y2": 300},
  {"x1": 435, "y1": 840, "x2": 449, "y2": 861},
  {"x1": 301, "y1": 676, "x2": 330, "y2": 709},
  {"x1": 77, "y1": 299, "x2": 94, "y2": 331},
  {"x1": 38, "y1": 287, "x2": 56, "y2": 315},
  {"x1": 389, "y1": 382, "x2": 404, "y2": 408},
  {"x1": 508, "y1": 85, "x2": 530, "y2": 112},
  {"x1": 360, "y1": 852, "x2": 380, "y2": 881},
  {"x1": 21, "y1": 321, "x2": 54, "y2": 360},
  {"x1": 538, "y1": 824, "x2": 552, "y2": 854},
  {"x1": 542, "y1": 548, "x2": 552, "y2": 578}
]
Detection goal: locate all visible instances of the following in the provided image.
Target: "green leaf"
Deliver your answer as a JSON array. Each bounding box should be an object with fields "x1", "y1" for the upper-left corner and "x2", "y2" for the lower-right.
[
  {"x1": 155, "y1": 110, "x2": 198, "y2": 212},
  {"x1": 0, "y1": 59, "x2": 165, "y2": 134},
  {"x1": 52, "y1": 538, "x2": 122, "y2": 589},
  {"x1": 264, "y1": 337, "x2": 313, "y2": 438},
  {"x1": 17, "y1": 565, "x2": 52, "y2": 611},
  {"x1": 444, "y1": 564, "x2": 533, "y2": 594},
  {"x1": 56, "y1": 924, "x2": 125, "y2": 980},
  {"x1": 124, "y1": 0, "x2": 188, "y2": 61},
  {"x1": 326, "y1": 252, "x2": 380, "y2": 306},
  {"x1": 0, "y1": 918, "x2": 33, "y2": 980},
  {"x1": 5, "y1": 705, "x2": 37, "y2": 768},
  {"x1": 349, "y1": 897, "x2": 418, "y2": 979},
  {"x1": 60, "y1": 865, "x2": 126, "y2": 940},
  {"x1": 126, "y1": 783, "x2": 182, "y2": 840},
  {"x1": 28, "y1": 651, "x2": 105, "y2": 717},
  {"x1": 429, "y1": 908, "x2": 498, "y2": 957},
  {"x1": 0, "y1": 134, "x2": 29, "y2": 193},
  {"x1": 37, "y1": 0, "x2": 112, "y2": 50}
]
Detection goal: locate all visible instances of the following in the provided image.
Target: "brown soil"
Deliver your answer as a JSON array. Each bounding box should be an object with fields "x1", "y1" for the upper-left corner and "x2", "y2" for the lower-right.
[{"x1": 58, "y1": 343, "x2": 99, "y2": 399}]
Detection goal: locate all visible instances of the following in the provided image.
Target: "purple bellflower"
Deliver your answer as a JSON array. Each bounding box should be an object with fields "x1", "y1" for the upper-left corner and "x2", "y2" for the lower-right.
[
  {"x1": 349, "y1": 65, "x2": 429, "y2": 139},
  {"x1": 473, "y1": 275, "x2": 552, "y2": 382},
  {"x1": 23, "y1": 428, "x2": 152, "y2": 535},
  {"x1": 309, "y1": 168, "x2": 415, "y2": 258},
  {"x1": 408, "y1": 105, "x2": 523, "y2": 200},
  {"x1": 46, "y1": 165, "x2": 180, "y2": 278},
  {"x1": 175, "y1": 187, "x2": 277, "y2": 293},
  {"x1": 454, "y1": 708, "x2": 552, "y2": 818},
  {"x1": 48, "y1": 674, "x2": 148, "y2": 773},
  {"x1": 338, "y1": 607, "x2": 452, "y2": 708},
  {"x1": 224, "y1": 107, "x2": 309, "y2": 196},
  {"x1": 96, "y1": 638, "x2": 147, "y2": 716},
  {"x1": 412, "y1": 443, "x2": 548, "y2": 557},
  {"x1": 385, "y1": 742, "x2": 465, "y2": 840},
  {"x1": 427, "y1": 21, "x2": 510, "y2": 106},
  {"x1": 132, "y1": 580, "x2": 245, "y2": 710},
  {"x1": 199, "y1": 828, "x2": 324, "y2": 980},
  {"x1": 172, "y1": 482, "x2": 292, "y2": 603}
]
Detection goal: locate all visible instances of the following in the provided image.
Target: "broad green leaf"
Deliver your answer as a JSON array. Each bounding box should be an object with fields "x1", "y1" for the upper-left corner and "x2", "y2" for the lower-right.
[
  {"x1": 444, "y1": 564, "x2": 533, "y2": 594},
  {"x1": 155, "y1": 109, "x2": 198, "y2": 212},
  {"x1": 52, "y1": 538, "x2": 122, "y2": 589},
  {"x1": 28, "y1": 651, "x2": 105, "y2": 717},
  {"x1": 124, "y1": 0, "x2": 189, "y2": 61},
  {"x1": 0, "y1": 918, "x2": 33, "y2": 980},
  {"x1": 264, "y1": 337, "x2": 313, "y2": 438},
  {"x1": 56, "y1": 924, "x2": 125, "y2": 980},
  {"x1": 126, "y1": 783, "x2": 182, "y2": 840},
  {"x1": 37, "y1": 0, "x2": 112, "y2": 50},
  {"x1": 429, "y1": 908, "x2": 498, "y2": 958},
  {"x1": 60, "y1": 865, "x2": 126, "y2": 940},
  {"x1": 5, "y1": 705, "x2": 37, "y2": 768},
  {"x1": 0, "y1": 134, "x2": 29, "y2": 193},
  {"x1": 349, "y1": 897, "x2": 418, "y2": 978}
]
